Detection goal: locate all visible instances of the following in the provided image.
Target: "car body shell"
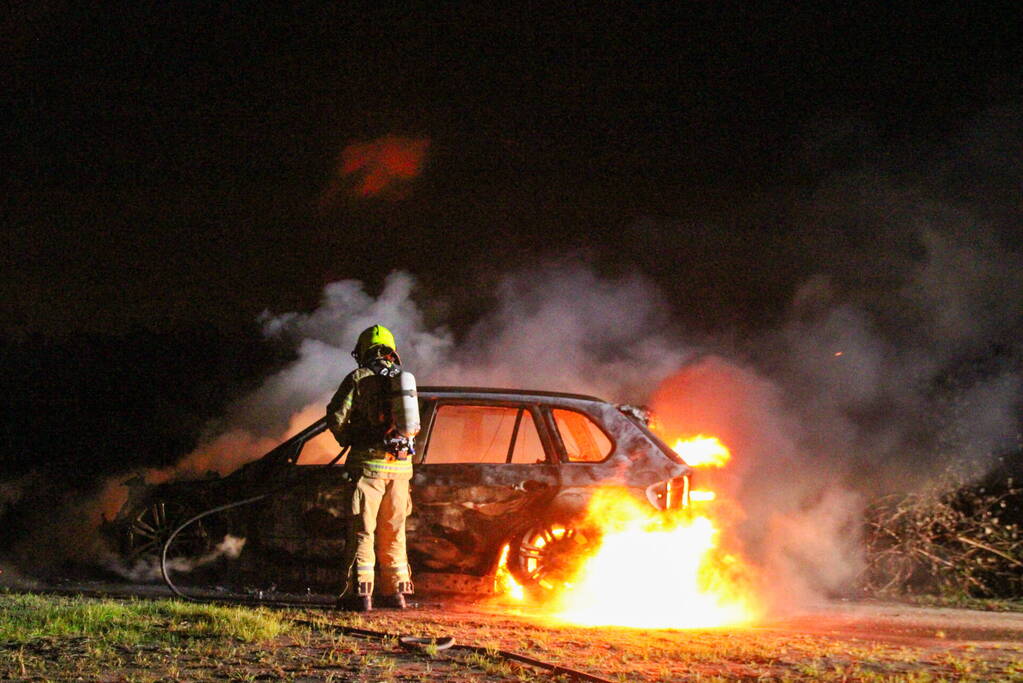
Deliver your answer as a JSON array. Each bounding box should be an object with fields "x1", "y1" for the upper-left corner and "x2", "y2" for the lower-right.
[{"x1": 106, "y1": 387, "x2": 692, "y2": 594}]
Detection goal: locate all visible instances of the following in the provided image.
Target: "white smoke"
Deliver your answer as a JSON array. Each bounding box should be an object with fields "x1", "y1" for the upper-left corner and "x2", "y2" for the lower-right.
[
  {"x1": 239, "y1": 272, "x2": 454, "y2": 433},
  {"x1": 761, "y1": 193, "x2": 1023, "y2": 488},
  {"x1": 435, "y1": 265, "x2": 692, "y2": 398},
  {"x1": 106, "y1": 534, "x2": 247, "y2": 583},
  {"x1": 165, "y1": 263, "x2": 691, "y2": 477}
]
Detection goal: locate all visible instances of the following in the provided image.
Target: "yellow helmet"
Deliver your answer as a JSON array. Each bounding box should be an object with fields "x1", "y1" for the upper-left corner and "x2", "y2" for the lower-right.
[{"x1": 353, "y1": 325, "x2": 398, "y2": 363}]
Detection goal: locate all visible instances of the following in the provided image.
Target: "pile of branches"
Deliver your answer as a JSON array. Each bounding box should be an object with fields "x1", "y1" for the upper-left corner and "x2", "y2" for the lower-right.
[{"x1": 862, "y1": 476, "x2": 1023, "y2": 598}]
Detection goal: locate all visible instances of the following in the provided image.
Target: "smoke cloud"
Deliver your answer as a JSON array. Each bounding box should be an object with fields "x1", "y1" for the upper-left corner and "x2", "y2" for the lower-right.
[
  {"x1": 320, "y1": 135, "x2": 431, "y2": 203},
  {"x1": 165, "y1": 264, "x2": 690, "y2": 477},
  {"x1": 641, "y1": 109, "x2": 1023, "y2": 599},
  {"x1": 167, "y1": 207, "x2": 1018, "y2": 604}
]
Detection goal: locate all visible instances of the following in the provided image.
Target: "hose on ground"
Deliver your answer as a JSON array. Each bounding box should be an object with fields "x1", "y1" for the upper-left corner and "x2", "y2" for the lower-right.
[{"x1": 293, "y1": 618, "x2": 615, "y2": 683}]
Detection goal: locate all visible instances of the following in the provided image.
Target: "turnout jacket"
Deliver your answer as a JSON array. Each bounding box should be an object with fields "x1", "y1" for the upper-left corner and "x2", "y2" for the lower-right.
[{"x1": 326, "y1": 363, "x2": 413, "y2": 480}]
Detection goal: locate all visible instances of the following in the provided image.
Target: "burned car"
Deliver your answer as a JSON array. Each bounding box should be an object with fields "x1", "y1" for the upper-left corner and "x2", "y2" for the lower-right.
[{"x1": 105, "y1": 387, "x2": 693, "y2": 596}]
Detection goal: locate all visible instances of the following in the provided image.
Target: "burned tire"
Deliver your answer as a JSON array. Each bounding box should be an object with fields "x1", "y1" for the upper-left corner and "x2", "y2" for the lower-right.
[
  {"x1": 122, "y1": 499, "x2": 219, "y2": 562},
  {"x1": 508, "y1": 518, "x2": 597, "y2": 598}
]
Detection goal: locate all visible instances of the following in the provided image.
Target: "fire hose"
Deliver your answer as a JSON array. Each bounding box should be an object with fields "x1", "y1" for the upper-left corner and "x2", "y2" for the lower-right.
[
  {"x1": 159, "y1": 471, "x2": 614, "y2": 683},
  {"x1": 160, "y1": 492, "x2": 275, "y2": 603}
]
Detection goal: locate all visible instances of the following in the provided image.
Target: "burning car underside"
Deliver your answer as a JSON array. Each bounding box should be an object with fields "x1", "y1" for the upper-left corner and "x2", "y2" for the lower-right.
[{"x1": 103, "y1": 387, "x2": 693, "y2": 597}]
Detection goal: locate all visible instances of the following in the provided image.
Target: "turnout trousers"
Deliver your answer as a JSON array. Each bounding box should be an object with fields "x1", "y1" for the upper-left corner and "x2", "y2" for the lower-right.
[{"x1": 342, "y1": 473, "x2": 413, "y2": 596}]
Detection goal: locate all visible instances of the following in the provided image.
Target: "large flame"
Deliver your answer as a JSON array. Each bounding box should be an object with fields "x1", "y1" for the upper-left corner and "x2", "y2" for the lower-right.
[
  {"x1": 494, "y1": 431, "x2": 761, "y2": 629},
  {"x1": 671, "y1": 435, "x2": 731, "y2": 468},
  {"x1": 546, "y1": 489, "x2": 760, "y2": 628}
]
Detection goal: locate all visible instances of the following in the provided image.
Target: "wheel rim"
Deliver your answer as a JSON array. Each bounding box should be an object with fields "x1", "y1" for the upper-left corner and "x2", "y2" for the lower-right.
[
  {"x1": 126, "y1": 501, "x2": 212, "y2": 561},
  {"x1": 513, "y1": 521, "x2": 591, "y2": 593}
]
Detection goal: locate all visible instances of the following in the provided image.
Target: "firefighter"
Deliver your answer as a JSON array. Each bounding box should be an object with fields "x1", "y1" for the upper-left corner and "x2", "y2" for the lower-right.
[{"x1": 327, "y1": 324, "x2": 419, "y2": 611}]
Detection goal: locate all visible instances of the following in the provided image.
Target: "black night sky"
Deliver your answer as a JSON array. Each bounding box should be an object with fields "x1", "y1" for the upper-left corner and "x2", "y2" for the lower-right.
[{"x1": 2, "y1": 4, "x2": 1022, "y2": 485}]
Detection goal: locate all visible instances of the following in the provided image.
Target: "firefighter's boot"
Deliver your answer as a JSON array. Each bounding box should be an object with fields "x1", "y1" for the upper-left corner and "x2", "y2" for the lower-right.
[
  {"x1": 378, "y1": 592, "x2": 407, "y2": 609},
  {"x1": 380, "y1": 580, "x2": 414, "y2": 609},
  {"x1": 336, "y1": 582, "x2": 373, "y2": 612}
]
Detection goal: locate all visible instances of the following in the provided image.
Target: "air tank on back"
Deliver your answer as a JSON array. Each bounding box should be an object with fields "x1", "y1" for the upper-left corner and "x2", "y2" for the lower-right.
[{"x1": 390, "y1": 370, "x2": 420, "y2": 439}]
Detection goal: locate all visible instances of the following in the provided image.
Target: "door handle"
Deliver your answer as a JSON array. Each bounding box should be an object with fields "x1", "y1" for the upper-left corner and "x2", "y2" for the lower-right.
[{"x1": 513, "y1": 479, "x2": 548, "y2": 493}]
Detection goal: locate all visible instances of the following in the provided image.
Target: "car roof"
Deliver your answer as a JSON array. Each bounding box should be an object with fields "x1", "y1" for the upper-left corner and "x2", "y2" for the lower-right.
[{"x1": 418, "y1": 385, "x2": 607, "y2": 404}]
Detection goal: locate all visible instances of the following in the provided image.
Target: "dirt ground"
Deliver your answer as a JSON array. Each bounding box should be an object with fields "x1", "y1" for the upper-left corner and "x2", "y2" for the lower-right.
[
  {"x1": 335, "y1": 599, "x2": 1023, "y2": 681},
  {"x1": 3, "y1": 584, "x2": 1023, "y2": 681}
]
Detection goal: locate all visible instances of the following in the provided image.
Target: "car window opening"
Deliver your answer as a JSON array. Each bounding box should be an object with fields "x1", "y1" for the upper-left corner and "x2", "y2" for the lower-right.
[
  {"x1": 552, "y1": 409, "x2": 612, "y2": 462},
  {"x1": 295, "y1": 427, "x2": 343, "y2": 465},
  {"x1": 425, "y1": 404, "x2": 545, "y2": 464}
]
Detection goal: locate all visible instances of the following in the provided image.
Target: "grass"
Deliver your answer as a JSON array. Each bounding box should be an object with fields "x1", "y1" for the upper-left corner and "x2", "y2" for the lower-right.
[
  {"x1": 2, "y1": 591, "x2": 1023, "y2": 681},
  {"x1": 0, "y1": 592, "x2": 288, "y2": 644}
]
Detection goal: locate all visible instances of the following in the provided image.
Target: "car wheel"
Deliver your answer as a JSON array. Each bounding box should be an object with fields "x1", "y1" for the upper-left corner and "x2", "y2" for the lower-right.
[
  {"x1": 123, "y1": 499, "x2": 216, "y2": 562},
  {"x1": 509, "y1": 518, "x2": 596, "y2": 598}
]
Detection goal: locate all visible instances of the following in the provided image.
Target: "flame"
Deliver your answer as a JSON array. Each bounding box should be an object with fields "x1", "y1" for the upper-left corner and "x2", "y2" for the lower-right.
[
  {"x1": 671, "y1": 435, "x2": 731, "y2": 468},
  {"x1": 492, "y1": 427, "x2": 761, "y2": 629},
  {"x1": 495, "y1": 544, "x2": 525, "y2": 602},
  {"x1": 545, "y1": 489, "x2": 760, "y2": 628}
]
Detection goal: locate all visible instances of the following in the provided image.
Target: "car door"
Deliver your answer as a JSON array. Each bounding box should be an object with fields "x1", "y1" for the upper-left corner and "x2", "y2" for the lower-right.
[
  {"x1": 240, "y1": 423, "x2": 352, "y2": 589},
  {"x1": 408, "y1": 400, "x2": 561, "y2": 578}
]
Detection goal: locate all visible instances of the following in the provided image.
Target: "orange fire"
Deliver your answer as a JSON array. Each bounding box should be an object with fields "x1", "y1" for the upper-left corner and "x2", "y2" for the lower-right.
[
  {"x1": 493, "y1": 431, "x2": 761, "y2": 629},
  {"x1": 544, "y1": 489, "x2": 760, "y2": 628},
  {"x1": 495, "y1": 544, "x2": 526, "y2": 602},
  {"x1": 671, "y1": 435, "x2": 731, "y2": 468}
]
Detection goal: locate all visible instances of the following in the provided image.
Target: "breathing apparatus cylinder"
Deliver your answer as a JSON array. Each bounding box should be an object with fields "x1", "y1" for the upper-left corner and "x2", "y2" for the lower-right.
[{"x1": 389, "y1": 370, "x2": 420, "y2": 442}]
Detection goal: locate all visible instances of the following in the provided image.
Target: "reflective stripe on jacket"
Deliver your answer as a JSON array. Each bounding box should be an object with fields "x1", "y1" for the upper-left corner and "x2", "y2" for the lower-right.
[{"x1": 346, "y1": 448, "x2": 413, "y2": 480}]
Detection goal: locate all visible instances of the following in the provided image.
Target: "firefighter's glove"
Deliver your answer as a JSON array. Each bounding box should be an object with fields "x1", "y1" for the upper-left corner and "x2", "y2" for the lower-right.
[{"x1": 384, "y1": 434, "x2": 414, "y2": 458}]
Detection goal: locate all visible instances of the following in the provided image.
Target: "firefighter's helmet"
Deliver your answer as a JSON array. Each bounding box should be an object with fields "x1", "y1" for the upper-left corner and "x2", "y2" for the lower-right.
[{"x1": 353, "y1": 325, "x2": 399, "y2": 364}]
